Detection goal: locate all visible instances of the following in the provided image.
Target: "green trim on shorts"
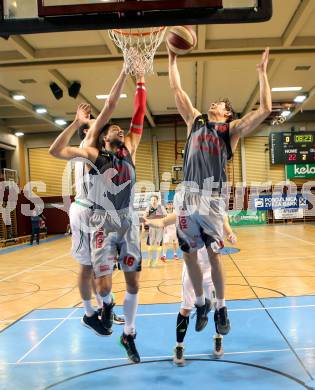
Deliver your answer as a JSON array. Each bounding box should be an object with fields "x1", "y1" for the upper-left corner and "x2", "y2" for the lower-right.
[{"x1": 74, "y1": 200, "x2": 92, "y2": 208}]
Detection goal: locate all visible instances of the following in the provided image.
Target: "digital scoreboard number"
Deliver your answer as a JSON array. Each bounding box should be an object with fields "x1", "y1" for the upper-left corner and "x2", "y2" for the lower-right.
[{"x1": 270, "y1": 132, "x2": 315, "y2": 165}]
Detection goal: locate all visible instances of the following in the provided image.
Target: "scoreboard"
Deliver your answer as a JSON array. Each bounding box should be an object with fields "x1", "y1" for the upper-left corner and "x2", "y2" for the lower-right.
[{"x1": 269, "y1": 131, "x2": 315, "y2": 165}]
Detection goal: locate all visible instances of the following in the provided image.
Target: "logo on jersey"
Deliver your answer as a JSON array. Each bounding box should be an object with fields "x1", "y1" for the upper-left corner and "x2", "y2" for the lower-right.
[
  {"x1": 99, "y1": 264, "x2": 110, "y2": 272},
  {"x1": 178, "y1": 215, "x2": 188, "y2": 230},
  {"x1": 117, "y1": 148, "x2": 129, "y2": 159},
  {"x1": 192, "y1": 133, "x2": 224, "y2": 156},
  {"x1": 96, "y1": 229, "x2": 105, "y2": 249},
  {"x1": 214, "y1": 124, "x2": 229, "y2": 133}
]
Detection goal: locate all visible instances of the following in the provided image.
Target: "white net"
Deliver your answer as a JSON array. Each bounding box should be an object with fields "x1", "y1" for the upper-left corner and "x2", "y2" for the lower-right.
[{"x1": 108, "y1": 27, "x2": 166, "y2": 76}]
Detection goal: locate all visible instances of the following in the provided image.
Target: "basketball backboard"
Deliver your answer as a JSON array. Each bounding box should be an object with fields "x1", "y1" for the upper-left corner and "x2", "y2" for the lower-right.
[{"x1": 0, "y1": 0, "x2": 272, "y2": 37}]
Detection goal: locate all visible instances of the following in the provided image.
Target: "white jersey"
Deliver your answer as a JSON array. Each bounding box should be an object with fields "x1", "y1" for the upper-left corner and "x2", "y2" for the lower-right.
[
  {"x1": 163, "y1": 223, "x2": 177, "y2": 243},
  {"x1": 74, "y1": 140, "x2": 89, "y2": 201}
]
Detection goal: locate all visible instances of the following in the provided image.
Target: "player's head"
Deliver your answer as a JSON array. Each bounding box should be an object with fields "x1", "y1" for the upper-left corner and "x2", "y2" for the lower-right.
[
  {"x1": 150, "y1": 195, "x2": 159, "y2": 207},
  {"x1": 166, "y1": 202, "x2": 173, "y2": 213},
  {"x1": 100, "y1": 123, "x2": 125, "y2": 148},
  {"x1": 208, "y1": 98, "x2": 236, "y2": 123},
  {"x1": 77, "y1": 118, "x2": 96, "y2": 140}
]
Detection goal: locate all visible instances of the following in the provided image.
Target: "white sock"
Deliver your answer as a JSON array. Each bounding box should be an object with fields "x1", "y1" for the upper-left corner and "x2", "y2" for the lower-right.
[
  {"x1": 95, "y1": 293, "x2": 103, "y2": 309},
  {"x1": 102, "y1": 293, "x2": 112, "y2": 305},
  {"x1": 216, "y1": 299, "x2": 226, "y2": 309},
  {"x1": 83, "y1": 300, "x2": 95, "y2": 317},
  {"x1": 123, "y1": 292, "x2": 138, "y2": 335},
  {"x1": 176, "y1": 342, "x2": 184, "y2": 347},
  {"x1": 195, "y1": 295, "x2": 205, "y2": 307}
]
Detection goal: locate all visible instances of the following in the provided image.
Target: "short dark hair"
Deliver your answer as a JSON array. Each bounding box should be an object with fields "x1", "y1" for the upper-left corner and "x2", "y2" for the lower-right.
[
  {"x1": 100, "y1": 123, "x2": 112, "y2": 137},
  {"x1": 78, "y1": 123, "x2": 89, "y2": 140},
  {"x1": 220, "y1": 98, "x2": 237, "y2": 123},
  {"x1": 151, "y1": 195, "x2": 159, "y2": 201}
]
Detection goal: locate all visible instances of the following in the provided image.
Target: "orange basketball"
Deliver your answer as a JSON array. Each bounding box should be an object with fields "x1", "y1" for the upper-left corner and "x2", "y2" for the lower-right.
[{"x1": 166, "y1": 25, "x2": 197, "y2": 55}]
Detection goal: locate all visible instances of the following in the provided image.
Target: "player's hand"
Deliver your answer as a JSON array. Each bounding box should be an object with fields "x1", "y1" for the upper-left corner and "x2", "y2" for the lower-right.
[
  {"x1": 226, "y1": 232, "x2": 237, "y2": 245},
  {"x1": 256, "y1": 47, "x2": 269, "y2": 74},
  {"x1": 143, "y1": 217, "x2": 164, "y2": 228},
  {"x1": 75, "y1": 103, "x2": 91, "y2": 125}
]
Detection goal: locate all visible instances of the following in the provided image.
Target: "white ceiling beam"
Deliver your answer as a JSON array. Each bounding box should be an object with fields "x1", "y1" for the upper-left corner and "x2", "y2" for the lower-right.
[
  {"x1": 2, "y1": 47, "x2": 315, "y2": 71},
  {"x1": 0, "y1": 107, "x2": 33, "y2": 118},
  {"x1": 282, "y1": 0, "x2": 315, "y2": 47},
  {"x1": 0, "y1": 38, "x2": 294, "y2": 66},
  {"x1": 37, "y1": 45, "x2": 111, "y2": 60},
  {"x1": 48, "y1": 69, "x2": 100, "y2": 117},
  {"x1": 8, "y1": 36, "x2": 35, "y2": 59},
  {"x1": 0, "y1": 49, "x2": 310, "y2": 73},
  {"x1": 0, "y1": 51, "x2": 25, "y2": 62},
  {"x1": 206, "y1": 37, "x2": 282, "y2": 50}
]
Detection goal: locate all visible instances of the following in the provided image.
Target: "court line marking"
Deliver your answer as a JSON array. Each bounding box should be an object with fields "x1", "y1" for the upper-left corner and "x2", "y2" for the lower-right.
[
  {"x1": 275, "y1": 231, "x2": 315, "y2": 246},
  {"x1": 235, "y1": 256, "x2": 315, "y2": 261},
  {"x1": 2, "y1": 303, "x2": 315, "y2": 324},
  {"x1": 3, "y1": 346, "x2": 315, "y2": 366},
  {"x1": 0, "y1": 253, "x2": 68, "y2": 283},
  {"x1": 15, "y1": 308, "x2": 79, "y2": 364}
]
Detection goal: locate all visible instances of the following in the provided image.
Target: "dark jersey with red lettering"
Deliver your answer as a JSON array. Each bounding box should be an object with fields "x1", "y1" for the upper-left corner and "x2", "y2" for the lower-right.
[
  {"x1": 183, "y1": 114, "x2": 232, "y2": 191},
  {"x1": 89, "y1": 146, "x2": 136, "y2": 211}
]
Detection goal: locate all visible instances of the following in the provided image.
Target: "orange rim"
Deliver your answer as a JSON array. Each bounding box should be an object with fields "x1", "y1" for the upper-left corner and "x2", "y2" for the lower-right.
[{"x1": 111, "y1": 27, "x2": 165, "y2": 37}]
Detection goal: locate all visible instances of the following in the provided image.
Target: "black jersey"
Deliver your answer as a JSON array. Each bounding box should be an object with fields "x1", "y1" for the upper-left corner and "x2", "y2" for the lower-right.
[
  {"x1": 89, "y1": 146, "x2": 136, "y2": 211},
  {"x1": 183, "y1": 114, "x2": 232, "y2": 192}
]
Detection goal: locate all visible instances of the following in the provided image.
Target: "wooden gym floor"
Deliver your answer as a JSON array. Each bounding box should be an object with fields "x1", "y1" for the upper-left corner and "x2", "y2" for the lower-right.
[{"x1": 1, "y1": 223, "x2": 315, "y2": 331}]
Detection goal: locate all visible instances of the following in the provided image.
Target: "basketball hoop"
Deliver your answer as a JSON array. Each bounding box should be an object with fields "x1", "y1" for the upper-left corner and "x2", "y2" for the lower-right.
[{"x1": 108, "y1": 27, "x2": 166, "y2": 76}]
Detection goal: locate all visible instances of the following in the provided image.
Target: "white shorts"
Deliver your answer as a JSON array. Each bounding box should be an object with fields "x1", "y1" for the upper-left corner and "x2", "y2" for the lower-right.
[
  {"x1": 90, "y1": 209, "x2": 142, "y2": 278},
  {"x1": 163, "y1": 224, "x2": 177, "y2": 244},
  {"x1": 181, "y1": 247, "x2": 214, "y2": 310},
  {"x1": 175, "y1": 192, "x2": 225, "y2": 254},
  {"x1": 69, "y1": 202, "x2": 92, "y2": 266},
  {"x1": 147, "y1": 227, "x2": 164, "y2": 246}
]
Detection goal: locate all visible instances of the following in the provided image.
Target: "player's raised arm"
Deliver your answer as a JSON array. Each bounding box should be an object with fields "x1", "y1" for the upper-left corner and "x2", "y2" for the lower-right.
[
  {"x1": 167, "y1": 46, "x2": 200, "y2": 132},
  {"x1": 84, "y1": 64, "x2": 128, "y2": 148},
  {"x1": 125, "y1": 73, "x2": 146, "y2": 157},
  {"x1": 49, "y1": 103, "x2": 95, "y2": 161},
  {"x1": 230, "y1": 48, "x2": 272, "y2": 143}
]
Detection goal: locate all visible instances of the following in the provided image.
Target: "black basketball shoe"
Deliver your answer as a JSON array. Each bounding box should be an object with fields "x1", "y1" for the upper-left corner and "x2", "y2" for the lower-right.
[
  {"x1": 214, "y1": 306, "x2": 231, "y2": 335},
  {"x1": 120, "y1": 333, "x2": 140, "y2": 363},
  {"x1": 101, "y1": 301, "x2": 115, "y2": 330},
  {"x1": 173, "y1": 346, "x2": 185, "y2": 366},
  {"x1": 195, "y1": 297, "x2": 211, "y2": 332},
  {"x1": 81, "y1": 312, "x2": 112, "y2": 336}
]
